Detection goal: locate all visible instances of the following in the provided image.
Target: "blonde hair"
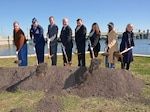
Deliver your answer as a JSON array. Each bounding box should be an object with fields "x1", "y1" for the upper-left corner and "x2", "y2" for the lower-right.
[{"x1": 126, "y1": 23, "x2": 134, "y2": 31}]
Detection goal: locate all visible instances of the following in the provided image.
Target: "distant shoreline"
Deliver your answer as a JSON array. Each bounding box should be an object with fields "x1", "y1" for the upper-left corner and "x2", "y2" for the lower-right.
[{"x1": 0, "y1": 32, "x2": 149, "y2": 45}]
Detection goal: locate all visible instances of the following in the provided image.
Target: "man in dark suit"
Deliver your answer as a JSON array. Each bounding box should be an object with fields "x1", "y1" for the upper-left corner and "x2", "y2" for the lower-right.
[
  {"x1": 75, "y1": 18, "x2": 87, "y2": 66},
  {"x1": 60, "y1": 18, "x2": 73, "y2": 66},
  {"x1": 47, "y1": 16, "x2": 58, "y2": 65}
]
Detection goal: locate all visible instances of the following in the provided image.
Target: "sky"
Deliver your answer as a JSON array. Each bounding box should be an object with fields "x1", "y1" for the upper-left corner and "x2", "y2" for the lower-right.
[{"x1": 0, "y1": 0, "x2": 150, "y2": 37}]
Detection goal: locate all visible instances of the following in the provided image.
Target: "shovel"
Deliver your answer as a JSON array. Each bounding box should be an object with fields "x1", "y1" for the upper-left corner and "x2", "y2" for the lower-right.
[
  {"x1": 14, "y1": 51, "x2": 22, "y2": 64},
  {"x1": 101, "y1": 47, "x2": 109, "y2": 56},
  {"x1": 61, "y1": 45, "x2": 71, "y2": 66},
  {"x1": 73, "y1": 48, "x2": 81, "y2": 55},
  {"x1": 47, "y1": 39, "x2": 53, "y2": 59},
  {"x1": 90, "y1": 47, "x2": 95, "y2": 59},
  {"x1": 33, "y1": 47, "x2": 38, "y2": 66},
  {"x1": 114, "y1": 46, "x2": 134, "y2": 58},
  {"x1": 88, "y1": 40, "x2": 95, "y2": 59}
]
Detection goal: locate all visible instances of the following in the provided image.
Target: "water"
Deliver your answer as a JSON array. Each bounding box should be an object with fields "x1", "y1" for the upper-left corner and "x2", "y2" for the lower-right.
[{"x1": 0, "y1": 39, "x2": 150, "y2": 56}]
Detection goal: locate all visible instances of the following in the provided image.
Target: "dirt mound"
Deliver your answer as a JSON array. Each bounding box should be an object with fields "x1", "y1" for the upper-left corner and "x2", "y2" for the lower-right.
[
  {"x1": 0, "y1": 62, "x2": 144, "y2": 97},
  {"x1": 36, "y1": 96, "x2": 62, "y2": 112},
  {"x1": 66, "y1": 68, "x2": 143, "y2": 98},
  {"x1": 5, "y1": 64, "x2": 77, "y2": 93},
  {"x1": 0, "y1": 66, "x2": 36, "y2": 92},
  {"x1": 0, "y1": 60, "x2": 146, "y2": 111}
]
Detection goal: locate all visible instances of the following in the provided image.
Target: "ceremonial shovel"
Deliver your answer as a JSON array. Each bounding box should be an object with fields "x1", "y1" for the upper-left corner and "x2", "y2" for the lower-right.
[
  {"x1": 61, "y1": 45, "x2": 71, "y2": 66},
  {"x1": 47, "y1": 40, "x2": 53, "y2": 59},
  {"x1": 14, "y1": 51, "x2": 22, "y2": 64},
  {"x1": 114, "y1": 46, "x2": 134, "y2": 58}
]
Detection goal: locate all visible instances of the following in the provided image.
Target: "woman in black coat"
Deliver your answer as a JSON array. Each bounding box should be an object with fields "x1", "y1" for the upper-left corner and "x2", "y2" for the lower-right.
[
  {"x1": 119, "y1": 24, "x2": 135, "y2": 70},
  {"x1": 88, "y1": 23, "x2": 101, "y2": 59}
]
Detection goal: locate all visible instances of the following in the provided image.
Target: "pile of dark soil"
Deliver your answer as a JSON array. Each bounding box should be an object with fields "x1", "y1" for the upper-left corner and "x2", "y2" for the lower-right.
[
  {"x1": 0, "y1": 66, "x2": 36, "y2": 92},
  {"x1": 36, "y1": 96, "x2": 62, "y2": 112},
  {"x1": 0, "y1": 59, "x2": 147, "y2": 112}
]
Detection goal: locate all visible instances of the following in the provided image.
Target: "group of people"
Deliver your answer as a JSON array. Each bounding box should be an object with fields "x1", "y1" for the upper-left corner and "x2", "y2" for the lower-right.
[{"x1": 13, "y1": 16, "x2": 135, "y2": 70}]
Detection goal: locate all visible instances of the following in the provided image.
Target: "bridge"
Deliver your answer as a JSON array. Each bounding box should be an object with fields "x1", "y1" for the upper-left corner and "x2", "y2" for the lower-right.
[{"x1": 0, "y1": 32, "x2": 150, "y2": 45}]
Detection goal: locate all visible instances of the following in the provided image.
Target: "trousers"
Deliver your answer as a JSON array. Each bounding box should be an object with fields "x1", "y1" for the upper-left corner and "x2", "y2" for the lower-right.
[
  {"x1": 18, "y1": 44, "x2": 28, "y2": 66},
  {"x1": 35, "y1": 46, "x2": 45, "y2": 64}
]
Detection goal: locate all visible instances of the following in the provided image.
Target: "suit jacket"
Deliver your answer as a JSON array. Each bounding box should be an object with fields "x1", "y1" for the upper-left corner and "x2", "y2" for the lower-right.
[
  {"x1": 47, "y1": 24, "x2": 58, "y2": 44},
  {"x1": 60, "y1": 25, "x2": 73, "y2": 49},
  {"x1": 30, "y1": 25, "x2": 45, "y2": 48},
  {"x1": 75, "y1": 25, "x2": 87, "y2": 52}
]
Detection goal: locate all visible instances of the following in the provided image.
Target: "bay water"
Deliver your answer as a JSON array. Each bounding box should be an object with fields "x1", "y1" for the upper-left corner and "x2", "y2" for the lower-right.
[{"x1": 0, "y1": 39, "x2": 150, "y2": 56}]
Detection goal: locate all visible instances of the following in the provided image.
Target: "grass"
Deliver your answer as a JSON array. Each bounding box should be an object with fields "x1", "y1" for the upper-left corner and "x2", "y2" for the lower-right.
[
  {"x1": 0, "y1": 53, "x2": 150, "y2": 112},
  {"x1": 0, "y1": 90, "x2": 44, "y2": 112},
  {"x1": 131, "y1": 56, "x2": 150, "y2": 75},
  {"x1": 59, "y1": 95, "x2": 150, "y2": 112}
]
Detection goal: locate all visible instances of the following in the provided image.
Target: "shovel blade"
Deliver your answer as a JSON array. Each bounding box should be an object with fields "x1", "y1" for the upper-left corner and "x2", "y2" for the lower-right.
[
  {"x1": 73, "y1": 52, "x2": 81, "y2": 55},
  {"x1": 114, "y1": 53, "x2": 124, "y2": 58},
  {"x1": 101, "y1": 53, "x2": 109, "y2": 56},
  {"x1": 64, "y1": 63, "x2": 71, "y2": 66},
  {"x1": 14, "y1": 60, "x2": 22, "y2": 64},
  {"x1": 48, "y1": 54, "x2": 54, "y2": 59}
]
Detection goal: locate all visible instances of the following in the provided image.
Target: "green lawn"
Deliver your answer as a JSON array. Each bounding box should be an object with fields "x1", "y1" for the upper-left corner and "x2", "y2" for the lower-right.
[{"x1": 0, "y1": 54, "x2": 150, "y2": 112}]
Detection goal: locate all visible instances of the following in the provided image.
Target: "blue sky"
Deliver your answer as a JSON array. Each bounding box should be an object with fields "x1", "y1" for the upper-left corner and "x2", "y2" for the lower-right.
[{"x1": 0, "y1": 0, "x2": 150, "y2": 37}]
